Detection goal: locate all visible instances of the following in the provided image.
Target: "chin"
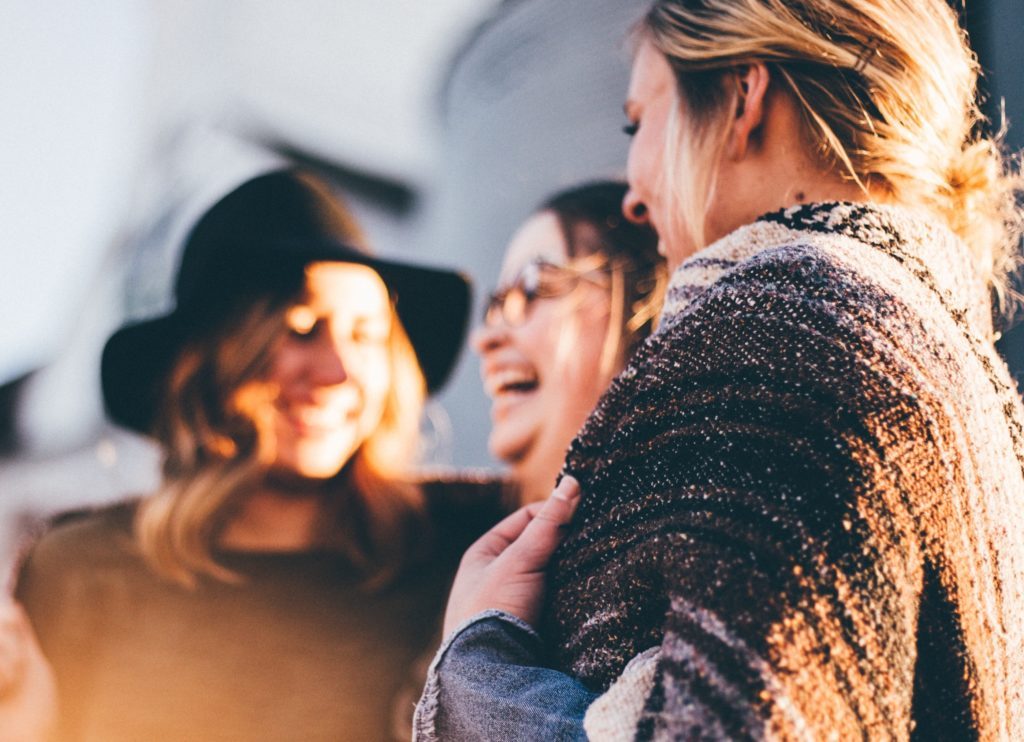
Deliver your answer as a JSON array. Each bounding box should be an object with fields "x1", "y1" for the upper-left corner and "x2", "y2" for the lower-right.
[
  {"x1": 277, "y1": 442, "x2": 357, "y2": 480},
  {"x1": 274, "y1": 460, "x2": 345, "y2": 481},
  {"x1": 488, "y1": 428, "x2": 533, "y2": 468},
  {"x1": 297, "y1": 462, "x2": 346, "y2": 480}
]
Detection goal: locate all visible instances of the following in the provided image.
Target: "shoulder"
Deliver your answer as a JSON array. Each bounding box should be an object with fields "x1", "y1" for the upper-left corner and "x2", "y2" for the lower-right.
[
  {"x1": 607, "y1": 221, "x2": 943, "y2": 423},
  {"x1": 654, "y1": 234, "x2": 914, "y2": 369},
  {"x1": 15, "y1": 500, "x2": 139, "y2": 585},
  {"x1": 705, "y1": 241, "x2": 882, "y2": 318},
  {"x1": 46, "y1": 498, "x2": 136, "y2": 532},
  {"x1": 666, "y1": 202, "x2": 972, "y2": 339},
  {"x1": 13, "y1": 500, "x2": 144, "y2": 638}
]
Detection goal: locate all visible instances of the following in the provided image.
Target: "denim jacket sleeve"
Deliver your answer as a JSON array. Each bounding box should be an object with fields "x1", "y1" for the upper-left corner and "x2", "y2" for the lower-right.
[{"x1": 413, "y1": 610, "x2": 598, "y2": 742}]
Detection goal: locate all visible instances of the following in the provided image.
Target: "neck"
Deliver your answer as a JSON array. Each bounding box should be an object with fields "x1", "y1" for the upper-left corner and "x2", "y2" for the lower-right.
[
  {"x1": 513, "y1": 444, "x2": 569, "y2": 505},
  {"x1": 703, "y1": 87, "x2": 886, "y2": 253},
  {"x1": 706, "y1": 162, "x2": 875, "y2": 253},
  {"x1": 219, "y1": 483, "x2": 330, "y2": 551}
]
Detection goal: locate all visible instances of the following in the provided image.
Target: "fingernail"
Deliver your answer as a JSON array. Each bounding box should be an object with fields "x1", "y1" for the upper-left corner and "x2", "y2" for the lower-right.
[{"x1": 551, "y1": 475, "x2": 580, "y2": 502}]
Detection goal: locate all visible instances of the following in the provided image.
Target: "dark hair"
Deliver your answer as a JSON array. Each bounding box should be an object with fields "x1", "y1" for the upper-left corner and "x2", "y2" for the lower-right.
[{"x1": 542, "y1": 181, "x2": 667, "y2": 360}]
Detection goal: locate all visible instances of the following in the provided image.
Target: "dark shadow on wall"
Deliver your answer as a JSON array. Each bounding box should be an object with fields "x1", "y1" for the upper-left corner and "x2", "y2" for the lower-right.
[{"x1": 271, "y1": 141, "x2": 418, "y2": 217}]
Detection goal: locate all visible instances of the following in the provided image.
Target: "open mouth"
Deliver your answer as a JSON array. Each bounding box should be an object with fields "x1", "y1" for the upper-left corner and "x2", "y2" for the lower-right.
[{"x1": 487, "y1": 369, "x2": 540, "y2": 397}]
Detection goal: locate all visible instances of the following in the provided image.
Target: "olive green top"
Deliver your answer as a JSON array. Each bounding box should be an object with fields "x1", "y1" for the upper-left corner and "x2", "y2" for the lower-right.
[{"x1": 16, "y1": 477, "x2": 507, "y2": 742}]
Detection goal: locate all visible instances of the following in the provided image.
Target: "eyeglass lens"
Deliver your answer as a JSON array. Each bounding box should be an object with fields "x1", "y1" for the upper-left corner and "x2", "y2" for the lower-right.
[{"x1": 483, "y1": 258, "x2": 609, "y2": 327}]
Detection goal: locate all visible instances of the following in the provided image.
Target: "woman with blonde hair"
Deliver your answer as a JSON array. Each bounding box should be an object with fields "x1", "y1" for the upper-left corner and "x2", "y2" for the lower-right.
[
  {"x1": 416, "y1": 1, "x2": 1024, "y2": 739},
  {"x1": 10, "y1": 169, "x2": 505, "y2": 741},
  {"x1": 475, "y1": 181, "x2": 665, "y2": 504}
]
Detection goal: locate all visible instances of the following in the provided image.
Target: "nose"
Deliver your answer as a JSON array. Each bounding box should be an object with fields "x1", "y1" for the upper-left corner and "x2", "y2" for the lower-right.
[
  {"x1": 622, "y1": 189, "x2": 649, "y2": 225},
  {"x1": 311, "y1": 335, "x2": 348, "y2": 386},
  {"x1": 471, "y1": 318, "x2": 509, "y2": 357}
]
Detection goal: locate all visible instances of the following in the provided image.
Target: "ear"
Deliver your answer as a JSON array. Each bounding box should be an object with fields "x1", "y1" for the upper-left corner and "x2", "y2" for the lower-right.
[{"x1": 727, "y1": 63, "x2": 770, "y2": 160}]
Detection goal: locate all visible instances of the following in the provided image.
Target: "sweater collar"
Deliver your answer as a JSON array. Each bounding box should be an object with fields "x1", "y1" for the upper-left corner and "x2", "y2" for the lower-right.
[{"x1": 657, "y1": 201, "x2": 989, "y2": 336}]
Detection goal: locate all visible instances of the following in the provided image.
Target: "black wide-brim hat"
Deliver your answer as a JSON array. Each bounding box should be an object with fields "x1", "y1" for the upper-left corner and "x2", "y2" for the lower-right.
[{"x1": 102, "y1": 169, "x2": 471, "y2": 435}]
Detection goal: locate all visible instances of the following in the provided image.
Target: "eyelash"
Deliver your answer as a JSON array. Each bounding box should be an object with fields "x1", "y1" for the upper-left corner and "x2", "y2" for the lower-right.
[
  {"x1": 622, "y1": 122, "x2": 639, "y2": 137},
  {"x1": 352, "y1": 329, "x2": 388, "y2": 345}
]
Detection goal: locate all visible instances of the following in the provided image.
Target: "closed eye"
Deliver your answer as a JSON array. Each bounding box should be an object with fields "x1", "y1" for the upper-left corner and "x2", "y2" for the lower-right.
[
  {"x1": 286, "y1": 305, "x2": 320, "y2": 339},
  {"x1": 351, "y1": 319, "x2": 390, "y2": 345}
]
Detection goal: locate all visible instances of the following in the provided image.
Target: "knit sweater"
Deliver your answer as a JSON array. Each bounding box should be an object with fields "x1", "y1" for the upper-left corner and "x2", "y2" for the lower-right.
[{"x1": 545, "y1": 202, "x2": 1024, "y2": 740}]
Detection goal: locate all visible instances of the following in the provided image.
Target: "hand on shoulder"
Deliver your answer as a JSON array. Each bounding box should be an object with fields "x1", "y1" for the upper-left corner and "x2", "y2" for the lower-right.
[{"x1": 443, "y1": 476, "x2": 580, "y2": 636}]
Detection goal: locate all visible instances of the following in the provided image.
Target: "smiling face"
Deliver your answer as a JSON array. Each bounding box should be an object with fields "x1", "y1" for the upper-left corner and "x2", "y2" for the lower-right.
[
  {"x1": 622, "y1": 40, "x2": 696, "y2": 270},
  {"x1": 474, "y1": 211, "x2": 619, "y2": 502},
  {"x1": 252, "y1": 261, "x2": 394, "y2": 480}
]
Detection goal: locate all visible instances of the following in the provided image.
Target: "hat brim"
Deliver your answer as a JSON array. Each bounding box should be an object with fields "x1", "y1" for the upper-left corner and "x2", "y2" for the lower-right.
[
  {"x1": 101, "y1": 242, "x2": 471, "y2": 435},
  {"x1": 101, "y1": 314, "x2": 191, "y2": 435}
]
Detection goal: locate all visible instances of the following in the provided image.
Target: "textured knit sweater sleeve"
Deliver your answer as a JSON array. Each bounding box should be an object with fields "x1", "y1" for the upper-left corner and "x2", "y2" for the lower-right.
[{"x1": 546, "y1": 204, "x2": 1024, "y2": 740}]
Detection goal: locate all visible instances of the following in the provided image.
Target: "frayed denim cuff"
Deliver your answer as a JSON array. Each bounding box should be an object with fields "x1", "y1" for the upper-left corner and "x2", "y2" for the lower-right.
[{"x1": 413, "y1": 610, "x2": 541, "y2": 741}]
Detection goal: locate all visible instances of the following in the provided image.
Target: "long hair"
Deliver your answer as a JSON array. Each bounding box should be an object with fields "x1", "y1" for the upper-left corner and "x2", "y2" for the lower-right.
[
  {"x1": 542, "y1": 181, "x2": 668, "y2": 375},
  {"x1": 135, "y1": 286, "x2": 427, "y2": 590},
  {"x1": 641, "y1": 0, "x2": 1023, "y2": 307}
]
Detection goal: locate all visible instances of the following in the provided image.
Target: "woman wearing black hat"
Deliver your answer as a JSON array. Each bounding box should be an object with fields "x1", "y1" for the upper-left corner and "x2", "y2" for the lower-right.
[{"x1": 8, "y1": 169, "x2": 507, "y2": 741}]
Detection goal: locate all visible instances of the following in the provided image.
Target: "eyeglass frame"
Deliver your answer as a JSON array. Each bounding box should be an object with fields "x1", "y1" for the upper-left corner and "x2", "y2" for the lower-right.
[{"x1": 482, "y1": 254, "x2": 615, "y2": 327}]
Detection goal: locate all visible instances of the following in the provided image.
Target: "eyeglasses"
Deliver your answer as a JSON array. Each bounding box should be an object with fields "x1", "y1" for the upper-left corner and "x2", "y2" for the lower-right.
[{"x1": 482, "y1": 256, "x2": 611, "y2": 327}]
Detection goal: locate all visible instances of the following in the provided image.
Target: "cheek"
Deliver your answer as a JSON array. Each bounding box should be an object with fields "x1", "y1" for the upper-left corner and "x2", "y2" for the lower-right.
[
  {"x1": 546, "y1": 303, "x2": 613, "y2": 390},
  {"x1": 521, "y1": 307, "x2": 578, "y2": 373},
  {"x1": 265, "y1": 337, "x2": 335, "y2": 402},
  {"x1": 565, "y1": 315, "x2": 610, "y2": 382},
  {"x1": 626, "y1": 140, "x2": 647, "y2": 196},
  {"x1": 630, "y1": 128, "x2": 658, "y2": 191},
  {"x1": 265, "y1": 344, "x2": 300, "y2": 388},
  {"x1": 356, "y1": 353, "x2": 392, "y2": 414}
]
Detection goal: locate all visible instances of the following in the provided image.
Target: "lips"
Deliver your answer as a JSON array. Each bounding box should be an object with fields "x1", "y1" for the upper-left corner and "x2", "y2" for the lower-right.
[{"x1": 483, "y1": 367, "x2": 539, "y2": 398}]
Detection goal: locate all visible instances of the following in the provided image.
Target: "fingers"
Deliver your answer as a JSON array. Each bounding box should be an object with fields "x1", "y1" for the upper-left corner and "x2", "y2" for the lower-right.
[
  {"x1": 442, "y1": 477, "x2": 583, "y2": 633},
  {"x1": 506, "y1": 476, "x2": 580, "y2": 571},
  {"x1": 533, "y1": 476, "x2": 580, "y2": 524}
]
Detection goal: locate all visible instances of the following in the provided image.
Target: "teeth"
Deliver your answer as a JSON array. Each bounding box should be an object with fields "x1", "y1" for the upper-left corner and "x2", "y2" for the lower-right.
[
  {"x1": 285, "y1": 406, "x2": 354, "y2": 429},
  {"x1": 486, "y1": 369, "x2": 539, "y2": 397}
]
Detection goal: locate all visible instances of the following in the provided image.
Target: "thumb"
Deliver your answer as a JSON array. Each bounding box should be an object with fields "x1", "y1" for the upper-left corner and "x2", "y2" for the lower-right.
[{"x1": 506, "y1": 476, "x2": 580, "y2": 571}]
